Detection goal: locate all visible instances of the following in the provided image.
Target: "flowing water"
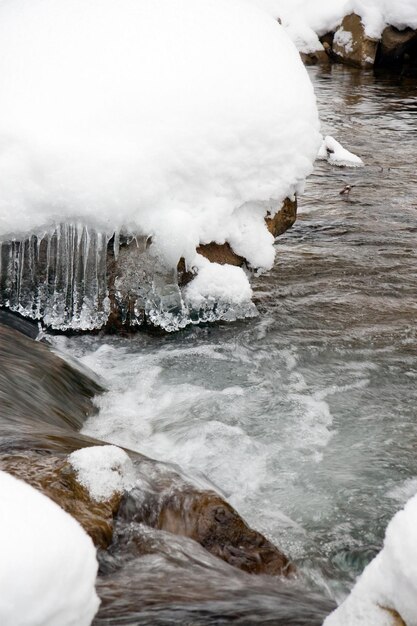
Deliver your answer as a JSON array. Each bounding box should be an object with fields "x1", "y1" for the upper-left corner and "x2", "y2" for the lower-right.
[{"x1": 45, "y1": 64, "x2": 417, "y2": 621}]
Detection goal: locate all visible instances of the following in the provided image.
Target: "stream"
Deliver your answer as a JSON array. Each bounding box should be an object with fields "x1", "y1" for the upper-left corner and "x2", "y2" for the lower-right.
[{"x1": 52, "y1": 64, "x2": 417, "y2": 621}]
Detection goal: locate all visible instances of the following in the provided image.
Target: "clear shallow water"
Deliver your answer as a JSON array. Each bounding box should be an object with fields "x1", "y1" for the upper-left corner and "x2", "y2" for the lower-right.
[{"x1": 60, "y1": 65, "x2": 417, "y2": 608}]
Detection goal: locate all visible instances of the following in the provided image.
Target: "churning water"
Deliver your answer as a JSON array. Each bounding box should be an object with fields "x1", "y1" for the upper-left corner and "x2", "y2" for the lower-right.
[{"x1": 57, "y1": 64, "x2": 417, "y2": 617}]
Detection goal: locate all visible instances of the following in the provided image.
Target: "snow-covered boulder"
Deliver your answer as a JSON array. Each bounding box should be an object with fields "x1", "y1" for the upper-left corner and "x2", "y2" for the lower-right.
[
  {"x1": 332, "y1": 13, "x2": 379, "y2": 68},
  {"x1": 0, "y1": 0, "x2": 321, "y2": 329},
  {"x1": 0, "y1": 470, "x2": 99, "y2": 626},
  {"x1": 324, "y1": 492, "x2": 417, "y2": 626}
]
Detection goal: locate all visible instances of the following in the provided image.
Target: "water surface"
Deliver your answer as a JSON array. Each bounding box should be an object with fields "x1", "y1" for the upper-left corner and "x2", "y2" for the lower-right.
[{"x1": 60, "y1": 64, "x2": 417, "y2": 613}]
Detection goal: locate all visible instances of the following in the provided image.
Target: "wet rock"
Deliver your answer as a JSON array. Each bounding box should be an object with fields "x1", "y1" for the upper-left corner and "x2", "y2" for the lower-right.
[
  {"x1": 159, "y1": 489, "x2": 294, "y2": 576},
  {"x1": 120, "y1": 483, "x2": 294, "y2": 577},
  {"x1": 95, "y1": 523, "x2": 334, "y2": 625},
  {"x1": 0, "y1": 450, "x2": 121, "y2": 549},
  {"x1": 0, "y1": 324, "x2": 103, "y2": 431},
  {"x1": 332, "y1": 14, "x2": 378, "y2": 68}
]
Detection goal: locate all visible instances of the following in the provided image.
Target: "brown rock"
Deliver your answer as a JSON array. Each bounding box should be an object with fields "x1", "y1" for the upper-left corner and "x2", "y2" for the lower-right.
[
  {"x1": 0, "y1": 450, "x2": 121, "y2": 549},
  {"x1": 332, "y1": 14, "x2": 378, "y2": 68},
  {"x1": 197, "y1": 241, "x2": 245, "y2": 267},
  {"x1": 156, "y1": 487, "x2": 294, "y2": 576},
  {"x1": 196, "y1": 197, "x2": 297, "y2": 268},
  {"x1": 300, "y1": 50, "x2": 330, "y2": 65},
  {"x1": 265, "y1": 196, "x2": 297, "y2": 238}
]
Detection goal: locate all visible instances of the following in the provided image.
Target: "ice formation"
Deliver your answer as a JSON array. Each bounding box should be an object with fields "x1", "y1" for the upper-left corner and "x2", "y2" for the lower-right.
[
  {"x1": 69, "y1": 445, "x2": 136, "y2": 502},
  {"x1": 0, "y1": 225, "x2": 109, "y2": 330},
  {"x1": 250, "y1": 0, "x2": 417, "y2": 51},
  {"x1": 0, "y1": 470, "x2": 99, "y2": 626},
  {"x1": 324, "y1": 491, "x2": 417, "y2": 626},
  {"x1": 318, "y1": 136, "x2": 364, "y2": 167}
]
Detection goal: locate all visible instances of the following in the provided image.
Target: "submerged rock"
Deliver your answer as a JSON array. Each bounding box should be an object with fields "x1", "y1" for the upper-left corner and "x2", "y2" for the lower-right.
[
  {"x1": 96, "y1": 523, "x2": 334, "y2": 625},
  {"x1": 119, "y1": 483, "x2": 294, "y2": 577},
  {"x1": 157, "y1": 489, "x2": 294, "y2": 576}
]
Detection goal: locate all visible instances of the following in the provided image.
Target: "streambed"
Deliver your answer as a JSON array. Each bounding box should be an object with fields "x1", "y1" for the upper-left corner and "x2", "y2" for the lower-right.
[{"x1": 55, "y1": 64, "x2": 417, "y2": 619}]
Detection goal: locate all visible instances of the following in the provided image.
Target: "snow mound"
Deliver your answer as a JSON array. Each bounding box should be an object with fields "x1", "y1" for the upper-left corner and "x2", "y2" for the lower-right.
[
  {"x1": 69, "y1": 445, "x2": 136, "y2": 502},
  {"x1": 184, "y1": 256, "x2": 258, "y2": 322},
  {"x1": 0, "y1": 470, "x2": 99, "y2": 626},
  {"x1": 0, "y1": 0, "x2": 320, "y2": 279},
  {"x1": 318, "y1": 136, "x2": 364, "y2": 167},
  {"x1": 324, "y1": 491, "x2": 417, "y2": 626}
]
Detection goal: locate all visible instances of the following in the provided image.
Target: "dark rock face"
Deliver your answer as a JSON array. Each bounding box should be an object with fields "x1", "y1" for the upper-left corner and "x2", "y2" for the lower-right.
[{"x1": 376, "y1": 26, "x2": 417, "y2": 76}]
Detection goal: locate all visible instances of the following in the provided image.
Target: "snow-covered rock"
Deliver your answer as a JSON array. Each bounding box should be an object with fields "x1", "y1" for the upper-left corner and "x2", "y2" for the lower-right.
[
  {"x1": 69, "y1": 445, "x2": 136, "y2": 502},
  {"x1": 324, "y1": 492, "x2": 417, "y2": 626},
  {"x1": 184, "y1": 256, "x2": 258, "y2": 322},
  {"x1": 249, "y1": 0, "x2": 417, "y2": 56},
  {"x1": 332, "y1": 13, "x2": 379, "y2": 68},
  {"x1": 318, "y1": 136, "x2": 364, "y2": 168},
  {"x1": 0, "y1": 470, "x2": 99, "y2": 626},
  {"x1": 0, "y1": 0, "x2": 320, "y2": 280}
]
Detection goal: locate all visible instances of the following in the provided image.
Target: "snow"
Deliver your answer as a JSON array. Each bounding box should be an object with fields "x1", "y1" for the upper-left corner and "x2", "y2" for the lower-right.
[
  {"x1": 324, "y1": 491, "x2": 417, "y2": 626},
  {"x1": 333, "y1": 28, "x2": 354, "y2": 54},
  {"x1": 0, "y1": 470, "x2": 99, "y2": 626},
  {"x1": 247, "y1": 0, "x2": 348, "y2": 52},
  {"x1": 0, "y1": 0, "x2": 320, "y2": 283},
  {"x1": 318, "y1": 136, "x2": 364, "y2": 168},
  {"x1": 69, "y1": 445, "x2": 136, "y2": 502},
  {"x1": 184, "y1": 255, "x2": 257, "y2": 320},
  {"x1": 351, "y1": 0, "x2": 417, "y2": 38},
  {"x1": 248, "y1": 0, "x2": 417, "y2": 51}
]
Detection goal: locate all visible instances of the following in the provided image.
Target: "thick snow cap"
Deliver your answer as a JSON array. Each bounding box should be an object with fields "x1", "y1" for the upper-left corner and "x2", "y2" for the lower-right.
[
  {"x1": 324, "y1": 491, "x2": 417, "y2": 626},
  {"x1": 0, "y1": 470, "x2": 99, "y2": 626},
  {"x1": 0, "y1": 0, "x2": 320, "y2": 274}
]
